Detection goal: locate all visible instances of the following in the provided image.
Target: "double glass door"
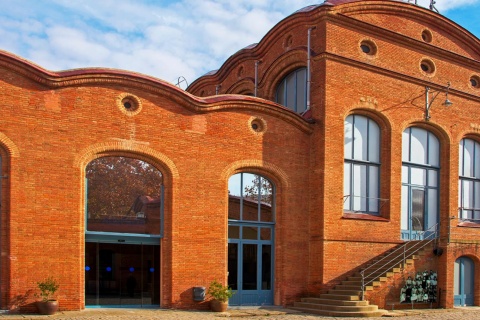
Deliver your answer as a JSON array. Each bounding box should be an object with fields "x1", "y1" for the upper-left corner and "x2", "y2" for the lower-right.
[
  {"x1": 228, "y1": 224, "x2": 273, "y2": 305},
  {"x1": 85, "y1": 242, "x2": 160, "y2": 307}
]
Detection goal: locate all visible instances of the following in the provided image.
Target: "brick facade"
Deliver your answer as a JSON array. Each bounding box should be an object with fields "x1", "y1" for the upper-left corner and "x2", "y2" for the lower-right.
[{"x1": 0, "y1": 0, "x2": 479, "y2": 313}]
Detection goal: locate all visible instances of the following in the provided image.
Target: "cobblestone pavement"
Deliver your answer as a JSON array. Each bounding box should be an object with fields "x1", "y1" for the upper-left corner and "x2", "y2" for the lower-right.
[{"x1": 1, "y1": 307, "x2": 480, "y2": 320}]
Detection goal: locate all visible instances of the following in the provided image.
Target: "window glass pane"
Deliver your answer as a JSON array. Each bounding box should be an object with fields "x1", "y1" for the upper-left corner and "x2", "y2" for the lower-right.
[
  {"x1": 286, "y1": 73, "x2": 296, "y2": 111},
  {"x1": 401, "y1": 185, "x2": 409, "y2": 230},
  {"x1": 243, "y1": 244, "x2": 257, "y2": 290},
  {"x1": 228, "y1": 174, "x2": 242, "y2": 220},
  {"x1": 260, "y1": 177, "x2": 273, "y2": 222},
  {"x1": 475, "y1": 141, "x2": 480, "y2": 179},
  {"x1": 459, "y1": 140, "x2": 464, "y2": 176},
  {"x1": 344, "y1": 163, "x2": 351, "y2": 210},
  {"x1": 462, "y1": 180, "x2": 473, "y2": 208},
  {"x1": 427, "y1": 189, "x2": 438, "y2": 229},
  {"x1": 410, "y1": 128, "x2": 427, "y2": 165},
  {"x1": 242, "y1": 173, "x2": 259, "y2": 221},
  {"x1": 228, "y1": 243, "x2": 238, "y2": 290},
  {"x1": 428, "y1": 133, "x2": 440, "y2": 167},
  {"x1": 464, "y1": 139, "x2": 474, "y2": 177},
  {"x1": 228, "y1": 226, "x2": 240, "y2": 239},
  {"x1": 368, "y1": 120, "x2": 380, "y2": 163},
  {"x1": 344, "y1": 116, "x2": 353, "y2": 160},
  {"x1": 411, "y1": 167, "x2": 426, "y2": 186},
  {"x1": 261, "y1": 245, "x2": 272, "y2": 290},
  {"x1": 86, "y1": 156, "x2": 162, "y2": 235},
  {"x1": 428, "y1": 170, "x2": 438, "y2": 187},
  {"x1": 353, "y1": 116, "x2": 367, "y2": 161},
  {"x1": 296, "y1": 69, "x2": 306, "y2": 113},
  {"x1": 260, "y1": 228, "x2": 271, "y2": 240},
  {"x1": 402, "y1": 165, "x2": 409, "y2": 183},
  {"x1": 412, "y1": 188, "x2": 425, "y2": 231},
  {"x1": 353, "y1": 164, "x2": 367, "y2": 211},
  {"x1": 243, "y1": 226, "x2": 258, "y2": 240},
  {"x1": 368, "y1": 166, "x2": 379, "y2": 212},
  {"x1": 402, "y1": 128, "x2": 410, "y2": 162},
  {"x1": 275, "y1": 81, "x2": 285, "y2": 105},
  {"x1": 475, "y1": 182, "x2": 480, "y2": 209}
]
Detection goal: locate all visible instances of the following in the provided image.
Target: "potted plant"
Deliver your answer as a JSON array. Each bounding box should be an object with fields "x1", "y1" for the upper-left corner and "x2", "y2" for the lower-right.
[
  {"x1": 35, "y1": 277, "x2": 59, "y2": 315},
  {"x1": 207, "y1": 280, "x2": 234, "y2": 312}
]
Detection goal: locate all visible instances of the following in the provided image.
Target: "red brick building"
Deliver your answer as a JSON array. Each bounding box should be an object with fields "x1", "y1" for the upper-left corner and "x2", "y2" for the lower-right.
[{"x1": 0, "y1": 0, "x2": 479, "y2": 316}]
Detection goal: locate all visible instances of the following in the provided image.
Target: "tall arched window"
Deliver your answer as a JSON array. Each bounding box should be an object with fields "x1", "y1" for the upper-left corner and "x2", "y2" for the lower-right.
[
  {"x1": 275, "y1": 67, "x2": 307, "y2": 114},
  {"x1": 401, "y1": 127, "x2": 439, "y2": 240},
  {"x1": 459, "y1": 138, "x2": 480, "y2": 221},
  {"x1": 344, "y1": 114, "x2": 381, "y2": 214},
  {"x1": 227, "y1": 172, "x2": 274, "y2": 306}
]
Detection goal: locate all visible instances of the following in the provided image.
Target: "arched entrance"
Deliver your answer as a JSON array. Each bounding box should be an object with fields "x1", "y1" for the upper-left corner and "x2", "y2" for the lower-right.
[
  {"x1": 227, "y1": 172, "x2": 274, "y2": 306},
  {"x1": 454, "y1": 256, "x2": 474, "y2": 306},
  {"x1": 84, "y1": 156, "x2": 163, "y2": 307}
]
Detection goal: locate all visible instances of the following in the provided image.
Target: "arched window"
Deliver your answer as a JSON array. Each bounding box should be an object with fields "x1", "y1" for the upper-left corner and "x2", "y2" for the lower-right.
[
  {"x1": 275, "y1": 67, "x2": 307, "y2": 113},
  {"x1": 401, "y1": 127, "x2": 439, "y2": 240},
  {"x1": 459, "y1": 138, "x2": 480, "y2": 221},
  {"x1": 227, "y1": 172, "x2": 275, "y2": 305},
  {"x1": 344, "y1": 114, "x2": 381, "y2": 214}
]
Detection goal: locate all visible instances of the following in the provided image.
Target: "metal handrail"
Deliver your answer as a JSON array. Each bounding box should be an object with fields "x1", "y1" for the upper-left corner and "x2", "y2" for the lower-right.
[{"x1": 360, "y1": 223, "x2": 439, "y2": 300}]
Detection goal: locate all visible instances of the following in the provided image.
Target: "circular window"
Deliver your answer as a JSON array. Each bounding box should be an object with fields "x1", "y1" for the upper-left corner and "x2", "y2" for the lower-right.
[
  {"x1": 359, "y1": 40, "x2": 377, "y2": 56},
  {"x1": 249, "y1": 117, "x2": 267, "y2": 134},
  {"x1": 420, "y1": 59, "x2": 435, "y2": 75},
  {"x1": 470, "y1": 75, "x2": 480, "y2": 88},
  {"x1": 421, "y1": 29, "x2": 433, "y2": 43},
  {"x1": 116, "y1": 93, "x2": 142, "y2": 116}
]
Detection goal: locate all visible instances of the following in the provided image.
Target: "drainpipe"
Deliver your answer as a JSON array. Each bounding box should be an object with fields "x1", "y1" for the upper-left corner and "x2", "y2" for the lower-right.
[
  {"x1": 306, "y1": 27, "x2": 316, "y2": 112},
  {"x1": 254, "y1": 61, "x2": 261, "y2": 97},
  {"x1": 215, "y1": 85, "x2": 221, "y2": 95}
]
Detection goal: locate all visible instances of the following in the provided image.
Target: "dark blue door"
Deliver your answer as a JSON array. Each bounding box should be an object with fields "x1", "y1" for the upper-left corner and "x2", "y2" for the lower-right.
[{"x1": 454, "y1": 257, "x2": 474, "y2": 306}]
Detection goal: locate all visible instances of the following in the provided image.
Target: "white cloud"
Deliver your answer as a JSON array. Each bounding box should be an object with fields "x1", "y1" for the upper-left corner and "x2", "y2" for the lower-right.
[{"x1": 0, "y1": 0, "x2": 478, "y2": 85}]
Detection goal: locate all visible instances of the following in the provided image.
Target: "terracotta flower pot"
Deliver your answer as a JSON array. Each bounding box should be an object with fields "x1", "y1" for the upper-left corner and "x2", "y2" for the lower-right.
[
  {"x1": 210, "y1": 299, "x2": 228, "y2": 312},
  {"x1": 36, "y1": 300, "x2": 59, "y2": 315}
]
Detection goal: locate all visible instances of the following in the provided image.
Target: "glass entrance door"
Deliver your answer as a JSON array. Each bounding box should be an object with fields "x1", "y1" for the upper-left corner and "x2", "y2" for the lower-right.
[
  {"x1": 85, "y1": 242, "x2": 160, "y2": 307},
  {"x1": 228, "y1": 224, "x2": 273, "y2": 306}
]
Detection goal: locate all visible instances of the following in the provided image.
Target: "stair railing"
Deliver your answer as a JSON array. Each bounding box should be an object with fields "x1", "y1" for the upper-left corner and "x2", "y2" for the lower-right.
[{"x1": 360, "y1": 223, "x2": 439, "y2": 301}]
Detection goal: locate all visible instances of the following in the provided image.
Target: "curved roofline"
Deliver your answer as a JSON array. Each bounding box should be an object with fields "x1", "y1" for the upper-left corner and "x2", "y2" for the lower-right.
[
  {"x1": 0, "y1": 50, "x2": 313, "y2": 134},
  {"x1": 188, "y1": 0, "x2": 480, "y2": 91}
]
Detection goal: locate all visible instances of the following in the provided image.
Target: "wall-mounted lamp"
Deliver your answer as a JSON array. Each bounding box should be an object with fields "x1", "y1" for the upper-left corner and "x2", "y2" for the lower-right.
[{"x1": 425, "y1": 82, "x2": 452, "y2": 121}]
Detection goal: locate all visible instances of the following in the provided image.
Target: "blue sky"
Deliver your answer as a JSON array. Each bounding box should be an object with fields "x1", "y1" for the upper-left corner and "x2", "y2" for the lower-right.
[{"x1": 0, "y1": 0, "x2": 478, "y2": 88}]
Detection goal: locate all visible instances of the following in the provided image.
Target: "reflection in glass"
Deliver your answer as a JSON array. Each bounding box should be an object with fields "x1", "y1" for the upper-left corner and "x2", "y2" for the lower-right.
[
  {"x1": 86, "y1": 156, "x2": 163, "y2": 235},
  {"x1": 228, "y1": 173, "x2": 273, "y2": 222}
]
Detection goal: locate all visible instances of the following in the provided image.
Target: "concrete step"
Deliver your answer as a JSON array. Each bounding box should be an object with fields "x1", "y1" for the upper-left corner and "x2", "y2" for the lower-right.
[
  {"x1": 291, "y1": 307, "x2": 387, "y2": 317},
  {"x1": 294, "y1": 301, "x2": 379, "y2": 312},
  {"x1": 319, "y1": 293, "x2": 360, "y2": 301},
  {"x1": 328, "y1": 289, "x2": 362, "y2": 296},
  {"x1": 300, "y1": 297, "x2": 369, "y2": 306}
]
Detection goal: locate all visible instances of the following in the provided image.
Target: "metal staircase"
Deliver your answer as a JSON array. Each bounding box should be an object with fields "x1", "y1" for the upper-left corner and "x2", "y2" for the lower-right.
[{"x1": 293, "y1": 225, "x2": 439, "y2": 317}]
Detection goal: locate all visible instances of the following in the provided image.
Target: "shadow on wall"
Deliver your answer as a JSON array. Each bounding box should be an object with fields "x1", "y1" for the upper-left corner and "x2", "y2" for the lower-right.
[{"x1": 8, "y1": 289, "x2": 36, "y2": 313}]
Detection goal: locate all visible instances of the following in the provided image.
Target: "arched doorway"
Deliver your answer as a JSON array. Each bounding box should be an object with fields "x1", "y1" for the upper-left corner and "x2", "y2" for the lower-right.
[
  {"x1": 454, "y1": 256, "x2": 474, "y2": 306},
  {"x1": 84, "y1": 156, "x2": 163, "y2": 307},
  {"x1": 227, "y1": 172, "x2": 274, "y2": 306}
]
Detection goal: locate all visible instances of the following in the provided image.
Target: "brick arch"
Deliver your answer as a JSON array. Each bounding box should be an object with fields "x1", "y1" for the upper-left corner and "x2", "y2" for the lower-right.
[
  {"x1": 400, "y1": 121, "x2": 451, "y2": 147},
  {"x1": 74, "y1": 141, "x2": 179, "y2": 180},
  {"x1": 0, "y1": 132, "x2": 20, "y2": 158},
  {"x1": 225, "y1": 78, "x2": 254, "y2": 95},
  {"x1": 221, "y1": 159, "x2": 290, "y2": 190},
  {"x1": 261, "y1": 50, "x2": 308, "y2": 101},
  {"x1": 344, "y1": 108, "x2": 393, "y2": 133}
]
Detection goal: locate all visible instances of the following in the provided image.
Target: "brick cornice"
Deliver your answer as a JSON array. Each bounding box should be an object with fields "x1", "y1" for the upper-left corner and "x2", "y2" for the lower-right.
[
  {"x1": 0, "y1": 50, "x2": 313, "y2": 134},
  {"x1": 317, "y1": 52, "x2": 480, "y2": 104}
]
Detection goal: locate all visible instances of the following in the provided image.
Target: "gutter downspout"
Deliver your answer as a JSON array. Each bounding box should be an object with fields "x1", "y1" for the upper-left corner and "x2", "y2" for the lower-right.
[{"x1": 254, "y1": 61, "x2": 261, "y2": 97}]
